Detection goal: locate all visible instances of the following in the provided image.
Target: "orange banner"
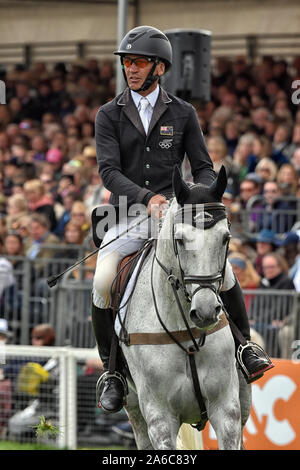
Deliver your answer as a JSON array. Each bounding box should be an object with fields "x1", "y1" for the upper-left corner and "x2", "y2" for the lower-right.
[{"x1": 202, "y1": 359, "x2": 300, "y2": 450}]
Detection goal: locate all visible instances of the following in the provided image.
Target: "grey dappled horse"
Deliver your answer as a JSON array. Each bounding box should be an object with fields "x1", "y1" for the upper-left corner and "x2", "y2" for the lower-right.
[{"x1": 120, "y1": 167, "x2": 251, "y2": 450}]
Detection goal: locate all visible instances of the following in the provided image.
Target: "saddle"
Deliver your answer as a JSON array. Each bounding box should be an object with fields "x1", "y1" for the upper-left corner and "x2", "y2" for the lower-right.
[{"x1": 110, "y1": 240, "x2": 154, "y2": 321}]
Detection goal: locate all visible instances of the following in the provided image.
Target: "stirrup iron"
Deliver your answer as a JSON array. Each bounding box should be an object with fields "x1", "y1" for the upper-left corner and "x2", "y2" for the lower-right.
[
  {"x1": 237, "y1": 341, "x2": 274, "y2": 384},
  {"x1": 96, "y1": 371, "x2": 128, "y2": 407}
]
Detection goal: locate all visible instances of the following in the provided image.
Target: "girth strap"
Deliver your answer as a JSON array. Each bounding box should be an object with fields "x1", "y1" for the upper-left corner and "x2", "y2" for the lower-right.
[{"x1": 188, "y1": 349, "x2": 208, "y2": 426}]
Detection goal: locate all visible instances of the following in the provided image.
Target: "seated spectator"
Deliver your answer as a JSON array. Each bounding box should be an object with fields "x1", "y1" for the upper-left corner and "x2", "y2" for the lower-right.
[
  {"x1": 276, "y1": 163, "x2": 299, "y2": 196},
  {"x1": 30, "y1": 134, "x2": 47, "y2": 162},
  {"x1": 31, "y1": 323, "x2": 55, "y2": 347},
  {"x1": 1, "y1": 230, "x2": 24, "y2": 321},
  {"x1": 4, "y1": 323, "x2": 56, "y2": 409},
  {"x1": 24, "y1": 179, "x2": 57, "y2": 232},
  {"x1": 271, "y1": 124, "x2": 292, "y2": 166},
  {"x1": 56, "y1": 174, "x2": 78, "y2": 202},
  {"x1": 291, "y1": 147, "x2": 300, "y2": 179},
  {"x1": 224, "y1": 119, "x2": 240, "y2": 157},
  {"x1": 252, "y1": 135, "x2": 272, "y2": 161},
  {"x1": 83, "y1": 167, "x2": 107, "y2": 213},
  {"x1": 0, "y1": 257, "x2": 15, "y2": 315},
  {"x1": 257, "y1": 181, "x2": 296, "y2": 233},
  {"x1": 206, "y1": 136, "x2": 232, "y2": 174},
  {"x1": 5, "y1": 193, "x2": 29, "y2": 231},
  {"x1": 80, "y1": 145, "x2": 98, "y2": 181},
  {"x1": 0, "y1": 214, "x2": 7, "y2": 243},
  {"x1": 231, "y1": 133, "x2": 257, "y2": 182},
  {"x1": 228, "y1": 252, "x2": 261, "y2": 310},
  {"x1": 69, "y1": 200, "x2": 90, "y2": 239},
  {"x1": 14, "y1": 214, "x2": 31, "y2": 251},
  {"x1": 249, "y1": 252, "x2": 295, "y2": 356},
  {"x1": 261, "y1": 252, "x2": 294, "y2": 290},
  {"x1": 45, "y1": 147, "x2": 65, "y2": 181},
  {"x1": 25, "y1": 214, "x2": 60, "y2": 279},
  {"x1": 55, "y1": 221, "x2": 85, "y2": 260},
  {"x1": 53, "y1": 191, "x2": 80, "y2": 239},
  {"x1": 254, "y1": 229, "x2": 280, "y2": 276},
  {"x1": 277, "y1": 232, "x2": 300, "y2": 273},
  {"x1": 3, "y1": 230, "x2": 24, "y2": 268},
  {"x1": 254, "y1": 157, "x2": 278, "y2": 183}
]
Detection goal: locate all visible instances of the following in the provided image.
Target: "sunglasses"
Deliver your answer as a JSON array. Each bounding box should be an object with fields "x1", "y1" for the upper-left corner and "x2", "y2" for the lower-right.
[{"x1": 122, "y1": 56, "x2": 153, "y2": 69}]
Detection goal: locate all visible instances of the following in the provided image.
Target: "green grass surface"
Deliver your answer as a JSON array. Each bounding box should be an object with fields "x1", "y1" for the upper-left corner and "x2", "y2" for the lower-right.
[
  {"x1": 0, "y1": 441, "x2": 60, "y2": 450},
  {"x1": 0, "y1": 441, "x2": 127, "y2": 450}
]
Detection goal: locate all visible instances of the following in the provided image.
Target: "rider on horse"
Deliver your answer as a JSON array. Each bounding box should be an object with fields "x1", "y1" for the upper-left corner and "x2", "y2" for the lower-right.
[{"x1": 92, "y1": 25, "x2": 272, "y2": 414}]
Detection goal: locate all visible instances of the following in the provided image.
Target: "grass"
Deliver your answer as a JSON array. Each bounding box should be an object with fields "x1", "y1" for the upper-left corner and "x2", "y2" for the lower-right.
[
  {"x1": 0, "y1": 441, "x2": 60, "y2": 450},
  {"x1": 0, "y1": 441, "x2": 128, "y2": 451}
]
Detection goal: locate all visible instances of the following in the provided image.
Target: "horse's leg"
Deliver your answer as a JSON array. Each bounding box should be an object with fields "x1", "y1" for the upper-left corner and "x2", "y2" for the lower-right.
[
  {"x1": 141, "y1": 402, "x2": 180, "y2": 450},
  {"x1": 125, "y1": 390, "x2": 154, "y2": 450},
  {"x1": 207, "y1": 392, "x2": 242, "y2": 450},
  {"x1": 237, "y1": 367, "x2": 252, "y2": 449}
]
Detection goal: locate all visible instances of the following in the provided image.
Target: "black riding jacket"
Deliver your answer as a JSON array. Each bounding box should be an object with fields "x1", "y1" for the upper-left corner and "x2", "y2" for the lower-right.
[{"x1": 95, "y1": 86, "x2": 215, "y2": 207}]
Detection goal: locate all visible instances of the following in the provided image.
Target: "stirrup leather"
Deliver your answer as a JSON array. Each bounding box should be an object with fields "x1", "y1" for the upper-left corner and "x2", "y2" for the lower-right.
[
  {"x1": 237, "y1": 341, "x2": 274, "y2": 383},
  {"x1": 96, "y1": 371, "x2": 128, "y2": 406}
]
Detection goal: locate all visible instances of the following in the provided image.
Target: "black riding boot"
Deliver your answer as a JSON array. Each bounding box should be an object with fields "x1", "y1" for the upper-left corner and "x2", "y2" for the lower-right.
[
  {"x1": 220, "y1": 280, "x2": 273, "y2": 383},
  {"x1": 91, "y1": 303, "x2": 126, "y2": 413}
]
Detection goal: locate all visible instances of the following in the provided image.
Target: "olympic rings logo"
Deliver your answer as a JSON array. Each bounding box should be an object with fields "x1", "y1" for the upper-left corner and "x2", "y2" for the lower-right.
[{"x1": 159, "y1": 139, "x2": 173, "y2": 149}]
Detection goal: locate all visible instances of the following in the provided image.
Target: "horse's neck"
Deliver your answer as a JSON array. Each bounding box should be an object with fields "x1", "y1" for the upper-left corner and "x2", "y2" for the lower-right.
[{"x1": 155, "y1": 203, "x2": 179, "y2": 274}]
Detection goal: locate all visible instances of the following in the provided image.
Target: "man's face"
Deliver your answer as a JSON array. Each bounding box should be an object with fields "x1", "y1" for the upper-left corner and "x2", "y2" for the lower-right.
[
  {"x1": 123, "y1": 55, "x2": 165, "y2": 94},
  {"x1": 30, "y1": 221, "x2": 47, "y2": 240},
  {"x1": 262, "y1": 255, "x2": 281, "y2": 280},
  {"x1": 240, "y1": 181, "x2": 258, "y2": 203},
  {"x1": 263, "y1": 182, "x2": 280, "y2": 205}
]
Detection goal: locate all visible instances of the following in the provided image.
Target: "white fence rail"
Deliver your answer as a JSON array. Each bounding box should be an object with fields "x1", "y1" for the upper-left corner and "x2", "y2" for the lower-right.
[{"x1": 1, "y1": 345, "x2": 101, "y2": 450}]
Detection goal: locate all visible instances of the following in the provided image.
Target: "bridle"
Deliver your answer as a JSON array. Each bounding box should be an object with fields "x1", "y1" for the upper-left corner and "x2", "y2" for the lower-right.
[
  {"x1": 153, "y1": 202, "x2": 231, "y2": 323},
  {"x1": 150, "y1": 201, "x2": 231, "y2": 425}
]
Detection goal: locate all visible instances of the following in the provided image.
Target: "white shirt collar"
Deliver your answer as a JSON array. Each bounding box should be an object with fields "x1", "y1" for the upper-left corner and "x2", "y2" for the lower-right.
[{"x1": 130, "y1": 85, "x2": 160, "y2": 110}]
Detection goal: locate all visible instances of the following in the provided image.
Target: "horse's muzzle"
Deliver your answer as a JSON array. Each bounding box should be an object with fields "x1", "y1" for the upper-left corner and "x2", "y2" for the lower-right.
[{"x1": 190, "y1": 304, "x2": 222, "y2": 330}]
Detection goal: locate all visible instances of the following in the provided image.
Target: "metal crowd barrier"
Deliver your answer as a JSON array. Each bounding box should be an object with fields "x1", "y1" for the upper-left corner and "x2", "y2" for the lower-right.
[
  {"x1": 244, "y1": 288, "x2": 300, "y2": 359},
  {"x1": 1, "y1": 245, "x2": 299, "y2": 357},
  {"x1": 238, "y1": 196, "x2": 300, "y2": 237}
]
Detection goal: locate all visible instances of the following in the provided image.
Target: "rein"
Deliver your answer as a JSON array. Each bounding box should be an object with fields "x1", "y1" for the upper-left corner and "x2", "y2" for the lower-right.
[{"x1": 150, "y1": 201, "x2": 230, "y2": 426}]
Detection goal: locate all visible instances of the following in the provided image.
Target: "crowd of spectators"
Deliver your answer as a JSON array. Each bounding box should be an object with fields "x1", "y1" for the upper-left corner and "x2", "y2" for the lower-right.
[{"x1": 0, "y1": 54, "x2": 299, "y2": 356}]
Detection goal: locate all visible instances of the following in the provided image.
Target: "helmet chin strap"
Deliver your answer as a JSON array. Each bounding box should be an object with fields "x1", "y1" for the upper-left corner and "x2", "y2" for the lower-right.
[{"x1": 121, "y1": 57, "x2": 160, "y2": 93}]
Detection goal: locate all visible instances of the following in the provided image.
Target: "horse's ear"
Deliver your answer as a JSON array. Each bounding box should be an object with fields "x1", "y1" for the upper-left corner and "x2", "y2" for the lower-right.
[
  {"x1": 209, "y1": 165, "x2": 228, "y2": 201},
  {"x1": 172, "y1": 165, "x2": 191, "y2": 205}
]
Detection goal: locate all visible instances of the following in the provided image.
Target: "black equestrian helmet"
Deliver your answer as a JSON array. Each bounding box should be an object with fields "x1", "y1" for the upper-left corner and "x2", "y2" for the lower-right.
[{"x1": 114, "y1": 25, "x2": 172, "y2": 70}]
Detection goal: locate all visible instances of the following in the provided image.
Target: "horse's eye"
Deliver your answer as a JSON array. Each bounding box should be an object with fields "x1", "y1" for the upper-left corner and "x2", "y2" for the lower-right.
[{"x1": 223, "y1": 233, "x2": 231, "y2": 245}]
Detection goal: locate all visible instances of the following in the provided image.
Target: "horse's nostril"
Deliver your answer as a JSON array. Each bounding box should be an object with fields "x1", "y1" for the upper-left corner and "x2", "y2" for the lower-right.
[
  {"x1": 190, "y1": 309, "x2": 198, "y2": 323},
  {"x1": 215, "y1": 305, "x2": 222, "y2": 316}
]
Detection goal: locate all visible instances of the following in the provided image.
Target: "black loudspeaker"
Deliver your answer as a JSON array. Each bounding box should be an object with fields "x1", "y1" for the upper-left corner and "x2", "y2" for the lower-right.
[{"x1": 161, "y1": 29, "x2": 211, "y2": 102}]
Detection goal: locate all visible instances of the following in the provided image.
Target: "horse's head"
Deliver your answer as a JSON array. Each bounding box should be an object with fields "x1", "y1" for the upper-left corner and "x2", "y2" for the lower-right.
[{"x1": 172, "y1": 165, "x2": 230, "y2": 331}]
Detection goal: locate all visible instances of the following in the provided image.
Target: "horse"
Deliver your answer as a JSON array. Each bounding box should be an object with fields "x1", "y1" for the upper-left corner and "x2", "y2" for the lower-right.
[{"x1": 117, "y1": 166, "x2": 252, "y2": 450}]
